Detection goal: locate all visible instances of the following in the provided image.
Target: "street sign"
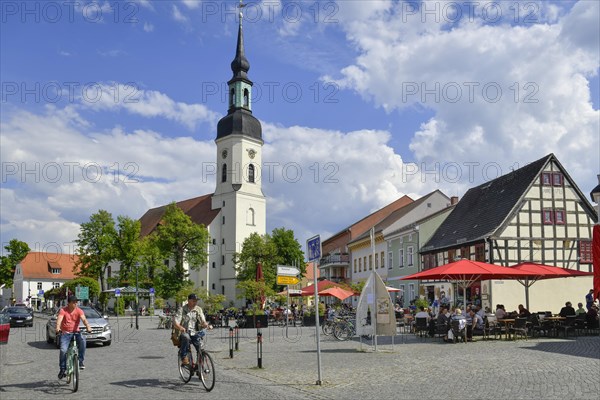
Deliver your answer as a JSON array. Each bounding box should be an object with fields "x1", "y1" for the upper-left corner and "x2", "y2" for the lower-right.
[
  {"x1": 38, "y1": 290, "x2": 44, "y2": 296},
  {"x1": 277, "y1": 275, "x2": 300, "y2": 285},
  {"x1": 288, "y1": 289, "x2": 302, "y2": 295},
  {"x1": 277, "y1": 265, "x2": 300, "y2": 276},
  {"x1": 115, "y1": 289, "x2": 121, "y2": 297},
  {"x1": 149, "y1": 287, "x2": 155, "y2": 294},
  {"x1": 76, "y1": 286, "x2": 89, "y2": 300},
  {"x1": 307, "y1": 235, "x2": 321, "y2": 261}
]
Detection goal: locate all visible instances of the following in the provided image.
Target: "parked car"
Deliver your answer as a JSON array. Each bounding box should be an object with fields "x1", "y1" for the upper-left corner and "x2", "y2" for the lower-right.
[
  {"x1": 1, "y1": 307, "x2": 34, "y2": 327},
  {"x1": 0, "y1": 313, "x2": 10, "y2": 344},
  {"x1": 46, "y1": 306, "x2": 112, "y2": 347}
]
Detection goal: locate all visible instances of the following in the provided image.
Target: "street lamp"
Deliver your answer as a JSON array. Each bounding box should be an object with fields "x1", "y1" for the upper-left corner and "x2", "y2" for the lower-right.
[{"x1": 135, "y1": 261, "x2": 140, "y2": 330}]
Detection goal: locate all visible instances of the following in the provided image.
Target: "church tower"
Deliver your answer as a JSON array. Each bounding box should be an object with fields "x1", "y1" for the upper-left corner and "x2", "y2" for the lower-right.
[{"x1": 211, "y1": 7, "x2": 266, "y2": 302}]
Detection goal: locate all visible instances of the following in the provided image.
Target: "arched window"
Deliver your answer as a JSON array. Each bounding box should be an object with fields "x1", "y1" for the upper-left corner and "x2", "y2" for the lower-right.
[
  {"x1": 243, "y1": 88, "x2": 249, "y2": 107},
  {"x1": 247, "y1": 208, "x2": 255, "y2": 226},
  {"x1": 248, "y1": 164, "x2": 255, "y2": 183},
  {"x1": 221, "y1": 163, "x2": 227, "y2": 183},
  {"x1": 230, "y1": 88, "x2": 235, "y2": 107}
]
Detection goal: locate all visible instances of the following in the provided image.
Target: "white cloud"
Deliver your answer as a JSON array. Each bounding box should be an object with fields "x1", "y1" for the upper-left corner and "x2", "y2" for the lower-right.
[
  {"x1": 143, "y1": 22, "x2": 154, "y2": 32},
  {"x1": 182, "y1": 0, "x2": 200, "y2": 10},
  {"x1": 172, "y1": 5, "x2": 189, "y2": 23},
  {"x1": 332, "y1": 0, "x2": 599, "y2": 193},
  {"x1": 79, "y1": 83, "x2": 220, "y2": 131}
]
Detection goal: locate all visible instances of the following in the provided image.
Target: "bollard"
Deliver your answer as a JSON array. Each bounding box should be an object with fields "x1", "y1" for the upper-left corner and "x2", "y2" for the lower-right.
[
  {"x1": 229, "y1": 327, "x2": 234, "y2": 358},
  {"x1": 234, "y1": 326, "x2": 239, "y2": 350},
  {"x1": 257, "y1": 328, "x2": 263, "y2": 369}
]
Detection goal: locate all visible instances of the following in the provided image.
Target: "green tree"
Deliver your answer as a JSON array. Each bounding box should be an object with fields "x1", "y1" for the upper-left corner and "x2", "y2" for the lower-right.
[
  {"x1": 74, "y1": 210, "x2": 117, "y2": 293},
  {"x1": 113, "y1": 216, "x2": 144, "y2": 287},
  {"x1": 0, "y1": 239, "x2": 30, "y2": 288},
  {"x1": 152, "y1": 203, "x2": 209, "y2": 299},
  {"x1": 62, "y1": 276, "x2": 101, "y2": 303},
  {"x1": 197, "y1": 292, "x2": 227, "y2": 315},
  {"x1": 233, "y1": 228, "x2": 305, "y2": 293},
  {"x1": 235, "y1": 280, "x2": 276, "y2": 308}
]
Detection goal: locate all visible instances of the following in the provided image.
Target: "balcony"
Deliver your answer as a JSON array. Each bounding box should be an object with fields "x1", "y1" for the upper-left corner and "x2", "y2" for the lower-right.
[{"x1": 319, "y1": 253, "x2": 350, "y2": 268}]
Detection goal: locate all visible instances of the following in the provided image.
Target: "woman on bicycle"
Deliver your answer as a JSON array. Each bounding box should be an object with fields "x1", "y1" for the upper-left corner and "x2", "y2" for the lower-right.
[
  {"x1": 173, "y1": 293, "x2": 209, "y2": 366},
  {"x1": 56, "y1": 295, "x2": 92, "y2": 379}
]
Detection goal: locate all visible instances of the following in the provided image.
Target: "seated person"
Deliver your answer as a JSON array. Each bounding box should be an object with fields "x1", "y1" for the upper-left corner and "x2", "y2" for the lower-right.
[
  {"x1": 447, "y1": 309, "x2": 466, "y2": 342},
  {"x1": 575, "y1": 303, "x2": 586, "y2": 315},
  {"x1": 517, "y1": 304, "x2": 531, "y2": 318},
  {"x1": 559, "y1": 301, "x2": 576, "y2": 317},
  {"x1": 414, "y1": 306, "x2": 430, "y2": 323},
  {"x1": 586, "y1": 305, "x2": 599, "y2": 329},
  {"x1": 467, "y1": 309, "x2": 484, "y2": 339},
  {"x1": 495, "y1": 304, "x2": 507, "y2": 319}
]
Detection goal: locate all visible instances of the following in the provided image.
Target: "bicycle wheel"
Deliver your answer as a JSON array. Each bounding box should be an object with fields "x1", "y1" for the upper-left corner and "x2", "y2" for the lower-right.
[
  {"x1": 322, "y1": 321, "x2": 333, "y2": 336},
  {"x1": 334, "y1": 322, "x2": 352, "y2": 341},
  {"x1": 199, "y1": 351, "x2": 215, "y2": 392},
  {"x1": 71, "y1": 352, "x2": 79, "y2": 392},
  {"x1": 177, "y1": 348, "x2": 193, "y2": 383}
]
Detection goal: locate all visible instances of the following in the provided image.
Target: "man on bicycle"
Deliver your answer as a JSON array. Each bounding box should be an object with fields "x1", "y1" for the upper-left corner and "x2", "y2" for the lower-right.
[
  {"x1": 174, "y1": 293, "x2": 208, "y2": 366},
  {"x1": 56, "y1": 295, "x2": 92, "y2": 379}
]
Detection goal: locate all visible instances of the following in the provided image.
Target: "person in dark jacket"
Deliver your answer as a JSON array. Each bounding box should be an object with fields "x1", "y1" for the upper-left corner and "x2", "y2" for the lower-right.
[{"x1": 559, "y1": 301, "x2": 576, "y2": 317}]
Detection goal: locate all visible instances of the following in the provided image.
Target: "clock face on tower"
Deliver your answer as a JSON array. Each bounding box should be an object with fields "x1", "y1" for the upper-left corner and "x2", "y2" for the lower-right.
[
  {"x1": 221, "y1": 149, "x2": 228, "y2": 159},
  {"x1": 247, "y1": 149, "x2": 256, "y2": 159}
]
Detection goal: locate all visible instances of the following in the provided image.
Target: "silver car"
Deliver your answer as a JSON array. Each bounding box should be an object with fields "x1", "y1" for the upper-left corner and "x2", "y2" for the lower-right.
[{"x1": 46, "y1": 306, "x2": 112, "y2": 347}]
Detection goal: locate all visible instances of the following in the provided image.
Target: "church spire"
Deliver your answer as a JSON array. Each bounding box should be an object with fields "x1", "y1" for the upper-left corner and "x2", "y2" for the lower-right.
[{"x1": 230, "y1": 0, "x2": 250, "y2": 82}]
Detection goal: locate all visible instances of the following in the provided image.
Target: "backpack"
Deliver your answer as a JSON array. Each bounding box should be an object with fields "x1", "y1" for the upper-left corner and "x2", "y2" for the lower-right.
[{"x1": 170, "y1": 328, "x2": 180, "y2": 347}]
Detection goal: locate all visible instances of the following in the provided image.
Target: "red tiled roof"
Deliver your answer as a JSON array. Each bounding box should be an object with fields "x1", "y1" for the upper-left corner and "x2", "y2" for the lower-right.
[
  {"x1": 18, "y1": 252, "x2": 79, "y2": 280},
  {"x1": 139, "y1": 193, "x2": 220, "y2": 237}
]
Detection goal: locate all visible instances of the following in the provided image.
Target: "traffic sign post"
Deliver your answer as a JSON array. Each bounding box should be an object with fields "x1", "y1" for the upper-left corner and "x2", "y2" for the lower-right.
[
  {"x1": 307, "y1": 235, "x2": 323, "y2": 386},
  {"x1": 277, "y1": 265, "x2": 300, "y2": 276},
  {"x1": 276, "y1": 275, "x2": 300, "y2": 285}
]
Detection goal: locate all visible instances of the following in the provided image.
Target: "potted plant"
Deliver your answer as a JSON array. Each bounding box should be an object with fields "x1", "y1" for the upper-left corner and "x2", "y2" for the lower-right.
[
  {"x1": 302, "y1": 303, "x2": 325, "y2": 326},
  {"x1": 244, "y1": 303, "x2": 268, "y2": 328}
]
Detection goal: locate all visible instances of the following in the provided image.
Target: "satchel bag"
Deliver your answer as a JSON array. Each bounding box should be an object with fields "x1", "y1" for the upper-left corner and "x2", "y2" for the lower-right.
[{"x1": 171, "y1": 328, "x2": 181, "y2": 347}]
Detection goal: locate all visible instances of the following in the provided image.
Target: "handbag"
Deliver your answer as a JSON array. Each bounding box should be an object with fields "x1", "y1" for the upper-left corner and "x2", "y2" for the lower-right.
[{"x1": 171, "y1": 328, "x2": 181, "y2": 347}]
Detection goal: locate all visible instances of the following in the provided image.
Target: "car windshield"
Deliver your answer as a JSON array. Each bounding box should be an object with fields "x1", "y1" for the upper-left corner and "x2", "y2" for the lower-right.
[
  {"x1": 83, "y1": 308, "x2": 102, "y2": 319},
  {"x1": 6, "y1": 307, "x2": 30, "y2": 314}
]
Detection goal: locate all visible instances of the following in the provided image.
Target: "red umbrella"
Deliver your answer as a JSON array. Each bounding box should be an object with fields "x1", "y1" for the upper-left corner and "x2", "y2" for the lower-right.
[
  {"x1": 318, "y1": 287, "x2": 354, "y2": 301},
  {"x1": 593, "y1": 225, "x2": 600, "y2": 302},
  {"x1": 508, "y1": 262, "x2": 593, "y2": 309},
  {"x1": 299, "y1": 279, "x2": 341, "y2": 297},
  {"x1": 400, "y1": 259, "x2": 532, "y2": 305},
  {"x1": 256, "y1": 262, "x2": 265, "y2": 310}
]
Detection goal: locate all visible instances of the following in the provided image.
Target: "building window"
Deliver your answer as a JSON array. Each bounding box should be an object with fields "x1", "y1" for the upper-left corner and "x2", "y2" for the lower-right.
[
  {"x1": 53, "y1": 282, "x2": 60, "y2": 289},
  {"x1": 381, "y1": 251, "x2": 385, "y2": 268},
  {"x1": 222, "y1": 238, "x2": 225, "y2": 244},
  {"x1": 409, "y1": 284, "x2": 415, "y2": 303},
  {"x1": 407, "y1": 246, "x2": 414, "y2": 266},
  {"x1": 212, "y1": 238, "x2": 216, "y2": 245},
  {"x1": 448, "y1": 249, "x2": 455, "y2": 263},
  {"x1": 398, "y1": 249, "x2": 404, "y2": 268},
  {"x1": 222, "y1": 216, "x2": 225, "y2": 225},
  {"x1": 388, "y1": 252, "x2": 393, "y2": 269},
  {"x1": 408, "y1": 233, "x2": 413, "y2": 242},
  {"x1": 222, "y1": 163, "x2": 227, "y2": 183},
  {"x1": 461, "y1": 246, "x2": 470, "y2": 260},
  {"x1": 475, "y1": 244, "x2": 485, "y2": 262},
  {"x1": 555, "y1": 209, "x2": 565, "y2": 224},
  {"x1": 230, "y1": 88, "x2": 235, "y2": 107},
  {"x1": 221, "y1": 255, "x2": 225, "y2": 265},
  {"x1": 375, "y1": 253, "x2": 379, "y2": 269},
  {"x1": 363, "y1": 257, "x2": 367, "y2": 272},
  {"x1": 423, "y1": 254, "x2": 435, "y2": 270},
  {"x1": 369, "y1": 255, "x2": 372, "y2": 270},
  {"x1": 542, "y1": 209, "x2": 553, "y2": 224},
  {"x1": 247, "y1": 208, "x2": 255, "y2": 226},
  {"x1": 212, "y1": 262, "x2": 216, "y2": 269},
  {"x1": 358, "y1": 258, "x2": 362, "y2": 272},
  {"x1": 212, "y1": 283, "x2": 215, "y2": 290},
  {"x1": 354, "y1": 259, "x2": 357, "y2": 273},
  {"x1": 201, "y1": 280, "x2": 204, "y2": 287},
  {"x1": 541, "y1": 172, "x2": 552, "y2": 185},
  {"x1": 248, "y1": 164, "x2": 255, "y2": 183},
  {"x1": 51, "y1": 268, "x2": 60, "y2": 274},
  {"x1": 37, "y1": 282, "x2": 42, "y2": 290},
  {"x1": 222, "y1": 285, "x2": 226, "y2": 295},
  {"x1": 552, "y1": 172, "x2": 563, "y2": 186},
  {"x1": 243, "y1": 89, "x2": 249, "y2": 107},
  {"x1": 579, "y1": 240, "x2": 592, "y2": 263}
]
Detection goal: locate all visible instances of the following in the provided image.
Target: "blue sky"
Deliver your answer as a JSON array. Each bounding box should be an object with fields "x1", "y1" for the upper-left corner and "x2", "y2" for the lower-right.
[{"x1": 1, "y1": 0, "x2": 599, "y2": 254}]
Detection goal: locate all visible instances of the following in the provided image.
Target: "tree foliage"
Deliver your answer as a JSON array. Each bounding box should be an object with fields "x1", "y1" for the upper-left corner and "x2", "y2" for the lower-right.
[
  {"x1": 113, "y1": 216, "x2": 144, "y2": 286},
  {"x1": 0, "y1": 239, "x2": 30, "y2": 288},
  {"x1": 152, "y1": 203, "x2": 209, "y2": 299},
  {"x1": 74, "y1": 210, "x2": 117, "y2": 292},
  {"x1": 233, "y1": 228, "x2": 305, "y2": 294}
]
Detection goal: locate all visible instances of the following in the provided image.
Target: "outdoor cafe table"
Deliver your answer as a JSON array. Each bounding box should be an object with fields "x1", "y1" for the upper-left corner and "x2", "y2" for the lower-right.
[
  {"x1": 544, "y1": 316, "x2": 566, "y2": 337},
  {"x1": 498, "y1": 319, "x2": 516, "y2": 340}
]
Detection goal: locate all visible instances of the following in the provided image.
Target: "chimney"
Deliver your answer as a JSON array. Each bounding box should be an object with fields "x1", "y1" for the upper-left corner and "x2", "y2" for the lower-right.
[{"x1": 450, "y1": 196, "x2": 459, "y2": 205}]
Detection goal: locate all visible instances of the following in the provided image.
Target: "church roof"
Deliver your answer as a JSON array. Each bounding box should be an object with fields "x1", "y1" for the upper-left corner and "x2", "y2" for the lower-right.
[
  {"x1": 216, "y1": 108, "x2": 262, "y2": 142},
  {"x1": 139, "y1": 193, "x2": 220, "y2": 237}
]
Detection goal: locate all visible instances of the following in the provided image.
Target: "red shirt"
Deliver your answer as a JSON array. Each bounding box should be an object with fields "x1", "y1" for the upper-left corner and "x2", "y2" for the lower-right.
[{"x1": 59, "y1": 306, "x2": 85, "y2": 333}]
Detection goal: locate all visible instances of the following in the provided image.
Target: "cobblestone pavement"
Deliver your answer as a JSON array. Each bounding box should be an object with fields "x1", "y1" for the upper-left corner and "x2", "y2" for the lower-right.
[{"x1": 1, "y1": 315, "x2": 598, "y2": 400}]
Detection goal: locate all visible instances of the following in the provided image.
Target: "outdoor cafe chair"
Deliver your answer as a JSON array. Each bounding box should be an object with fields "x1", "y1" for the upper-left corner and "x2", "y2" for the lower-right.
[
  {"x1": 414, "y1": 317, "x2": 429, "y2": 338},
  {"x1": 510, "y1": 317, "x2": 528, "y2": 340},
  {"x1": 450, "y1": 319, "x2": 467, "y2": 343},
  {"x1": 559, "y1": 315, "x2": 577, "y2": 338}
]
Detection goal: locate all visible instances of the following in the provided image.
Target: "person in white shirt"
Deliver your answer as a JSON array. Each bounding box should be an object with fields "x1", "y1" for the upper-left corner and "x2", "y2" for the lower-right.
[
  {"x1": 495, "y1": 304, "x2": 507, "y2": 319},
  {"x1": 415, "y1": 306, "x2": 430, "y2": 321}
]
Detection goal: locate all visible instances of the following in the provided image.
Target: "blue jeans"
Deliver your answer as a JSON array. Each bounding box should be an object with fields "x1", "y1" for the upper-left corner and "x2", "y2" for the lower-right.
[
  {"x1": 59, "y1": 332, "x2": 86, "y2": 370},
  {"x1": 179, "y1": 331, "x2": 205, "y2": 360}
]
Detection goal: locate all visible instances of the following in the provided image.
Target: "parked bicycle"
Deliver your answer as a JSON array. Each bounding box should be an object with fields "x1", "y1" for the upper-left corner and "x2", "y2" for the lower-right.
[{"x1": 177, "y1": 330, "x2": 215, "y2": 391}]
